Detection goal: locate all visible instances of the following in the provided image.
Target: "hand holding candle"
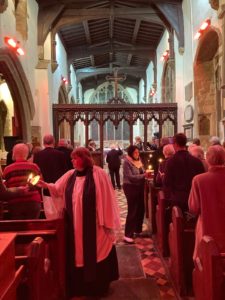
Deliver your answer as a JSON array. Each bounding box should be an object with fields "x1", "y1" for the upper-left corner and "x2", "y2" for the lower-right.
[{"x1": 146, "y1": 165, "x2": 154, "y2": 179}]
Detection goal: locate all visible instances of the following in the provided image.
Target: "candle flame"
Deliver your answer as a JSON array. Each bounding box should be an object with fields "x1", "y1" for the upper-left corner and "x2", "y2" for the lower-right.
[{"x1": 148, "y1": 165, "x2": 152, "y2": 170}]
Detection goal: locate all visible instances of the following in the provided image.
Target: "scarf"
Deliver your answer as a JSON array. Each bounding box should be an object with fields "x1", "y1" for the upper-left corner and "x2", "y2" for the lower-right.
[
  {"x1": 126, "y1": 155, "x2": 144, "y2": 170},
  {"x1": 65, "y1": 167, "x2": 97, "y2": 283}
]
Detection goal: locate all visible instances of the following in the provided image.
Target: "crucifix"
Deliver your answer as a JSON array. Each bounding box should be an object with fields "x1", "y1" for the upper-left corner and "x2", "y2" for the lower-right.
[{"x1": 106, "y1": 68, "x2": 126, "y2": 98}]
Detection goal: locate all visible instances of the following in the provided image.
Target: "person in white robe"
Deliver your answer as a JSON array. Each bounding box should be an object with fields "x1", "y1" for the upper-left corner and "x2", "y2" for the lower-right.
[{"x1": 38, "y1": 147, "x2": 120, "y2": 298}]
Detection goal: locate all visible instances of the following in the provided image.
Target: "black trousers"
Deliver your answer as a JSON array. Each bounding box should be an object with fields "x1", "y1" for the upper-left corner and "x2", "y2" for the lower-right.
[
  {"x1": 123, "y1": 183, "x2": 145, "y2": 238},
  {"x1": 109, "y1": 167, "x2": 121, "y2": 189}
]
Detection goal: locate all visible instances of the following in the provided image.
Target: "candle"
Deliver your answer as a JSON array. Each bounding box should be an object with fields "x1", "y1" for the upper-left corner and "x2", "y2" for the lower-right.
[
  {"x1": 28, "y1": 173, "x2": 40, "y2": 186},
  {"x1": 158, "y1": 158, "x2": 163, "y2": 163},
  {"x1": 148, "y1": 165, "x2": 152, "y2": 170}
]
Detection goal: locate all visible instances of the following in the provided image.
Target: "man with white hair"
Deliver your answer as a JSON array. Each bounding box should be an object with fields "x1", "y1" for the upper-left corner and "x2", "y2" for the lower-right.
[{"x1": 33, "y1": 134, "x2": 67, "y2": 197}]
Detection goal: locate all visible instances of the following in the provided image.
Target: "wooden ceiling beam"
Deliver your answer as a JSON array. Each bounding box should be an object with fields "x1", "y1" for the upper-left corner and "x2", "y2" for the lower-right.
[
  {"x1": 76, "y1": 66, "x2": 146, "y2": 81},
  {"x1": 83, "y1": 20, "x2": 92, "y2": 44},
  {"x1": 132, "y1": 19, "x2": 141, "y2": 44},
  {"x1": 68, "y1": 45, "x2": 155, "y2": 61}
]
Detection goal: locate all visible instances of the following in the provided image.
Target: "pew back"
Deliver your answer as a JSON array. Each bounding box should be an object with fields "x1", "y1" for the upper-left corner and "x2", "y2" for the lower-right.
[
  {"x1": 0, "y1": 217, "x2": 66, "y2": 299},
  {"x1": 168, "y1": 206, "x2": 196, "y2": 296},
  {"x1": 193, "y1": 235, "x2": 225, "y2": 300},
  {"x1": 156, "y1": 191, "x2": 170, "y2": 256}
]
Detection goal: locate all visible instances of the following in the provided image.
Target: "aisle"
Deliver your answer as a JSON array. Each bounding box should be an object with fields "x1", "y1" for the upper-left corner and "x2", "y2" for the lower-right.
[{"x1": 115, "y1": 188, "x2": 177, "y2": 300}]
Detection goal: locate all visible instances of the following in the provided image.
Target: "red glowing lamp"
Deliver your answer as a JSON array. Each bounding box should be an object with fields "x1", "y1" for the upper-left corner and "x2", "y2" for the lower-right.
[
  {"x1": 4, "y1": 36, "x2": 25, "y2": 56},
  {"x1": 194, "y1": 19, "x2": 211, "y2": 40}
]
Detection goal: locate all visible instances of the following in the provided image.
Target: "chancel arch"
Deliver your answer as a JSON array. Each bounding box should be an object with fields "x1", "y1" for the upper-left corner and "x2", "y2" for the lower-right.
[
  {"x1": 0, "y1": 48, "x2": 34, "y2": 147},
  {"x1": 194, "y1": 27, "x2": 221, "y2": 148}
]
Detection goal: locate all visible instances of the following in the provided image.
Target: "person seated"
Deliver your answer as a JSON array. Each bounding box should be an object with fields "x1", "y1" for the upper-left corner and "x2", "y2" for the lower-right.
[
  {"x1": 189, "y1": 145, "x2": 225, "y2": 259},
  {"x1": 3, "y1": 143, "x2": 42, "y2": 220}
]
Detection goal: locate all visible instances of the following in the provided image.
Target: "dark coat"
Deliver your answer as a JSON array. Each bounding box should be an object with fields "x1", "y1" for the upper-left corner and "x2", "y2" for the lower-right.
[
  {"x1": 106, "y1": 149, "x2": 123, "y2": 170},
  {"x1": 56, "y1": 146, "x2": 73, "y2": 170},
  {"x1": 163, "y1": 150, "x2": 205, "y2": 212},
  {"x1": 33, "y1": 147, "x2": 68, "y2": 196}
]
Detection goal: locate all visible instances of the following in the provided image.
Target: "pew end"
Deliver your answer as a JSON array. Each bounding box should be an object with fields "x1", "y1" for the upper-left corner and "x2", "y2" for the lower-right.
[
  {"x1": 155, "y1": 191, "x2": 170, "y2": 257},
  {"x1": 193, "y1": 235, "x2": 225, "y2": 300},
  {"x1": 168, "y1": 206, "x2": 195, "y2": 296}
]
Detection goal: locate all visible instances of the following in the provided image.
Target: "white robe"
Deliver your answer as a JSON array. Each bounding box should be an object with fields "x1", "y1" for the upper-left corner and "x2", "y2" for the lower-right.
[{"x1": 46, "y1": 166, "x2": 121, "y2": 266}]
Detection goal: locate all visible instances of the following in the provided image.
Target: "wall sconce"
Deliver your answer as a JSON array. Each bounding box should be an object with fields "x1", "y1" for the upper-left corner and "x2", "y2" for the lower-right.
[
  {"x1": 160, "y1": 50, "x2": 169, "y2": 62},
  {"x1": 4, "y1": 36, "x2": 25, "y2": 56},
  {"x1": 194, "y1": 19, "x2": 211, "y2": 40},
  {"x1": 61, "y1": 76, "x2": 68, "y2": 85}
]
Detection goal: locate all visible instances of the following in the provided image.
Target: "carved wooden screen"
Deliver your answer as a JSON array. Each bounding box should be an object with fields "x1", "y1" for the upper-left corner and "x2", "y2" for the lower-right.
[{"x1": 53, "y1": 98, "x2": 177, "y2": 166}]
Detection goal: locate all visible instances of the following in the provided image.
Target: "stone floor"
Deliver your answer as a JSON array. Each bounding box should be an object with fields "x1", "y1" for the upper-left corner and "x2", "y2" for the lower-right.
[{"x1": 115, "y1": 188, "x2": 177, "y2": 300}]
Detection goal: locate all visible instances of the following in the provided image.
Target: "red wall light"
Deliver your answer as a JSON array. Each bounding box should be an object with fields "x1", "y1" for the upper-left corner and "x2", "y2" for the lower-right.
[
  {"x1": 194, "y1": 19, "x2": 211, "y2": 40},
  {"x1": 4, "y1": 36, "x2": 25, "y2": 56}
]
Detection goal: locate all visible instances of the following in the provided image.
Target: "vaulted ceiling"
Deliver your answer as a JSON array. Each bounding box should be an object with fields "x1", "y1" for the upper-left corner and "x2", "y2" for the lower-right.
[{"x1": 37, "y1": 0, "x2": 184, "y2": 92}]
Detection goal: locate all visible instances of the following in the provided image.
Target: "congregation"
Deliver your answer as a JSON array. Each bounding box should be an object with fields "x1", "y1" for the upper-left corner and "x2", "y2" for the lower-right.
[{"x1": 1, "y1": 132, "x2": 225, "y2": 299}]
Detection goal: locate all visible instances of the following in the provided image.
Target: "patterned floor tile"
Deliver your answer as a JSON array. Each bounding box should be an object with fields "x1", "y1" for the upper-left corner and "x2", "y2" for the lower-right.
[{"x1": 115, "y1": 188, "x2": 177, "y2": 299}]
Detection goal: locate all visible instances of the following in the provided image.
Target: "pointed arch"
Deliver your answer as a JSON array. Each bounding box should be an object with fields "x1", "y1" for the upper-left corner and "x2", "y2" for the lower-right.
[
  {"x1": 0, "y1": 47, "x2": 35, "y2": 142},
  {"x1": 194, "y1": 27, "x2": 221, "y2": 147}
]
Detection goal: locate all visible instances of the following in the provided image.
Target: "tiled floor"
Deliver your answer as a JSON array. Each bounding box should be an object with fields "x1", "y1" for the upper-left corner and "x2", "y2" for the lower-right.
[{"x1": 115, "y1": 188, "x2": 177, "y2": 300}]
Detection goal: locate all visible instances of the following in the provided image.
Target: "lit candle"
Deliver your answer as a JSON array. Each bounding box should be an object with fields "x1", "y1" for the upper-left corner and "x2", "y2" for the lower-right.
[
  {"x1": 158, "y1": 158, "x2": 163, "y2": 163},
  {"x1": 27, "y1": 173, "x2": 33, "y2": 183},
  {"x1": 148, "y1": 165, "x2": 152, "y2": 170}
]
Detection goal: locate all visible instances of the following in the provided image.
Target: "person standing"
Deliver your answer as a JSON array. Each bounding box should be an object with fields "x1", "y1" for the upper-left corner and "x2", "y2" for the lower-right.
[
  {"x1": 37, "y1": 147, "x2": 120, "y2": 298},
  {"x1": 123, "y1": 145, "x2": 149, "y2": 243},
  {"x1": 56, "y1": 138, "x2": 73, "y2": 170},
  {"x1": 163, "y1": 133, "x2": 205, "y2": 213},
  {"x1": 106, "y1": 143, "x2": 123, "y2": 189},
  {"x1": 33, "y1": 134, "x2": 68, "y2": 197},
  {"x1": 189, "y1": 145, "x2": 225, "y2": 259}
]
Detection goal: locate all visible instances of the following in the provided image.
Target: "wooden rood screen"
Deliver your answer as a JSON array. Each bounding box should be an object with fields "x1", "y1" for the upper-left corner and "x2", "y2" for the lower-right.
[{"x1": 53, "y1": 99, "x2": 177, "y2": 166}]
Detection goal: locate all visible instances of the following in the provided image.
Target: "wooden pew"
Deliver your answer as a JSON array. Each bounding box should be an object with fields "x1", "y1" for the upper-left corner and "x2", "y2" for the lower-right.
[
  {"x1": 0, "y1": 217, "x2": 66, "y2": 299},
  {"x1": 193, "y1": 235, "x2": 225, "y2": 300},
  {"x1": 149, "y1": 184, "x2": 161, "y2": 234},
  {"x1": 0, "y1": 233, "x2": 25, "y2": 300},
  {"x1": 168, "y1": 206, "x2": 196, "y2": 296},
  {"x1": 155, "y1": 191, "x2": 170, "y2": 256},
  {"x1": 16, "y1": 236, "x2": 56, "y2": 300}
]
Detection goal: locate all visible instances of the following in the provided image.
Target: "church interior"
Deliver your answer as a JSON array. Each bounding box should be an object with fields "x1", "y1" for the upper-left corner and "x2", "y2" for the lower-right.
[{"x1": 1, "y1": 0, "x2": 225, "y2": 299}]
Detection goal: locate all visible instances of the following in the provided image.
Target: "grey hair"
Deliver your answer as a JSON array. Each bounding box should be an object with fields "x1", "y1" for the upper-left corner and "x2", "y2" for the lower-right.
[
  {"x1": 206, "y1": 145, "x2": 225, "y2": 166},
  {"x1": 189, "y1": 146, "x2": 204, "y2": 160},
  {"x1": 12, "y1": 143, "x2": 29, "y2": 161},
  {"x1": 209, "y1": 136, "x2": 221, "y2": 145},
  {"x1": 163, "y1": 144, "x2": 175, "y2": 158},
  {"x1": 43, "y1": 134, "x2": 55, "y2": 145}
]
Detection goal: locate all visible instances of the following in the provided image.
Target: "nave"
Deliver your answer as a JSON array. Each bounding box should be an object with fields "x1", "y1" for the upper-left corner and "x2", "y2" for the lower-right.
[{"x1": 111, "y1": 188, "x2": 177, "y2": 300}]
